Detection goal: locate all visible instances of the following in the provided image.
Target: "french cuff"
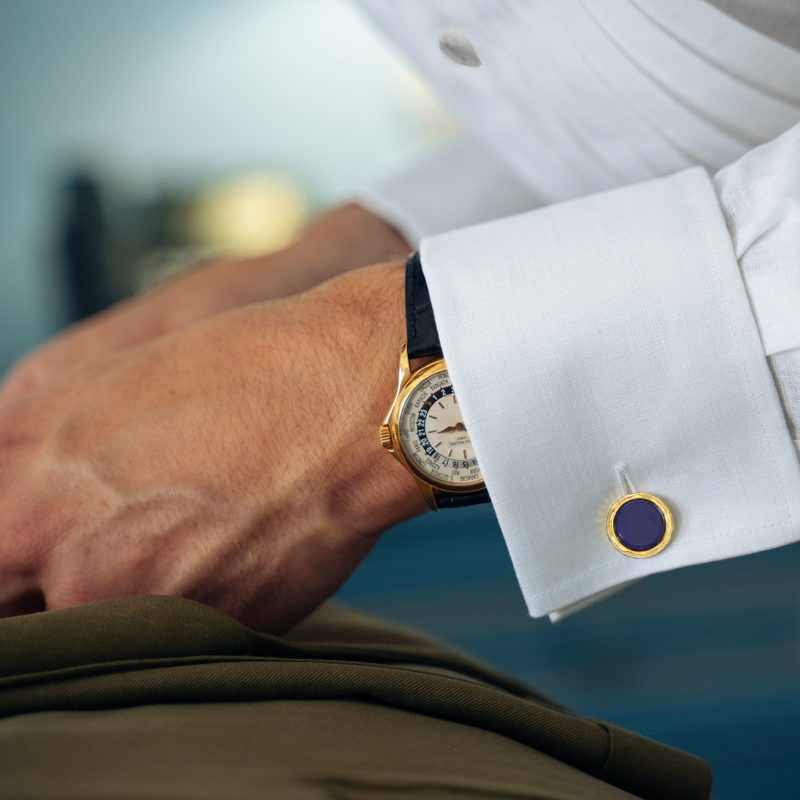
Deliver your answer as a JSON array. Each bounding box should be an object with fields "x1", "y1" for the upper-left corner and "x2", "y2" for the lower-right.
[
  {"x1": 353, "y1": 138, "x2": 543, "y2": 248},
  {"x1": 420, "y1": 166, "x2": 800, "y2": 620}
]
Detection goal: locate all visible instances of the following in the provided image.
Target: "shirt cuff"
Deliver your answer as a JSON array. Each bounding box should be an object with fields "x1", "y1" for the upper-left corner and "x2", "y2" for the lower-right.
[
  {"x1": 420, "y1": 166, "x2": 800, "y2": 620},
  {"x1": 353, "y1": 137, "x2": 543, "y2": 248}
]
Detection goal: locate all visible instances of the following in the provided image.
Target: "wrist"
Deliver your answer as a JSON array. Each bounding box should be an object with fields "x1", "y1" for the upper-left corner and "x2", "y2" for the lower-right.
[
  {"x1": 213, "y1": 260, "x2": 425, "y2": 629},
  {"x1": 315, "y1": 261, "x2": 429, "y2": 532}
]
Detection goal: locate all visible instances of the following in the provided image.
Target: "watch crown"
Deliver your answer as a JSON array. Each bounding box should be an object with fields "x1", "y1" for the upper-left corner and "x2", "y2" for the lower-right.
[{"x1": 379, "y1": 425, "x2": 393, "y2": 450}]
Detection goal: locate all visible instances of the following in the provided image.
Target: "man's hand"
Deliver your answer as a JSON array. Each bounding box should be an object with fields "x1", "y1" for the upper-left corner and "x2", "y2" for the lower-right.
[
  {"x1": 0, "y1": 262, "x2": 426, "y2": 631},
  {"x1": 0, "y1": 204, "x2": 410, "y2": 410}
]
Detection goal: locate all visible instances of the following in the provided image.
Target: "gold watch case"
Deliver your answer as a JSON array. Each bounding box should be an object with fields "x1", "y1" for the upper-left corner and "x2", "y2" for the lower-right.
[{"x1": 380, "y1": 345, "x2": 485, "y2": 511}]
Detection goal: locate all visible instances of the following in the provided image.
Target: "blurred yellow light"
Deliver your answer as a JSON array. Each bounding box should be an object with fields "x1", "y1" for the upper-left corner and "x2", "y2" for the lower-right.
[
  {"x1": 392, "y1": 62, "x2": 462, "y2": 142},
  {"x1": 188, "y1": 173, "x2": 307, "y2": 256}
]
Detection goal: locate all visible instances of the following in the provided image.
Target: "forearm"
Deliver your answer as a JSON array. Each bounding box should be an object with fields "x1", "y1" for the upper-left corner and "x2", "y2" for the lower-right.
[
  {"x1": 137, "y1": 202, "x2": 413, "y2": 331},
  {"x1": 0, "y1": 203, "x2": 410, "y2": 409},
  {"x1": 263, "y1": 202, "x2": 412, "y2": 297}
]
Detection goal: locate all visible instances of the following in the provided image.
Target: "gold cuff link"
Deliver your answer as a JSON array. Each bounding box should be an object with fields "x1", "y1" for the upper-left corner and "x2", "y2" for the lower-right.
[{"x1": 606, "y1": 493, "x2": 673, "y2": 558}]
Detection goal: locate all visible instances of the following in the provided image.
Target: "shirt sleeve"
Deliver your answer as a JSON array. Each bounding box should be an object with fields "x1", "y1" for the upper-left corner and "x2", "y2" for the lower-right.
[
  {"x1": 419, "y1": 124, "x2": 800, "y2": 621},
  {"x1": 713, "y1": 126, "x2": 800, "y2": 467},
  {"x1": 353, "y1": 137, "x2": 544, "y2": 247}
]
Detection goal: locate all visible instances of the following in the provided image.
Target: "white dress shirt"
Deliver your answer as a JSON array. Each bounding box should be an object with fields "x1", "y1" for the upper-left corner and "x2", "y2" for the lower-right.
[{"x1": 354, "y1": 0, "x2": 800, "y2": 619}]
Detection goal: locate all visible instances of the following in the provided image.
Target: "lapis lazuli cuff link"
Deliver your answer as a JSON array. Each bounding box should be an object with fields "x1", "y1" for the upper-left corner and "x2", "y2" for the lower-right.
[{"x1": 606, "y1": 493, "x2": 673, "y2": 558}]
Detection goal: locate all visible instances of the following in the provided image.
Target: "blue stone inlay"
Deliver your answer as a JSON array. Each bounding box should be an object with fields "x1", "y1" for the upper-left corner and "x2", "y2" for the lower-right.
[{"x1": 613, "y1": 498, "x2": 665, "y2": 551}]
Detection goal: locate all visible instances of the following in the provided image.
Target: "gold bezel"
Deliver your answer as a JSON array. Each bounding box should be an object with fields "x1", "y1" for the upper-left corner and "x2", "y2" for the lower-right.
[
  {"x1": 382, "y1": 346, "x2": 485, "y2": 495},
  {"x1": 606, "y1": 492, "x2": 673, "y2": 558}
]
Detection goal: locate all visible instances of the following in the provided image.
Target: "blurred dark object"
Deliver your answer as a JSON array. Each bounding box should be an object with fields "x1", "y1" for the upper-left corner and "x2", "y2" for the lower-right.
[
  {"x1": 61, "y1": 174, "x2": 116, "y2": 319},
  {"x1": 57, "y1": 168, "x2": 307, "y2": 322},
  {"x1": 58, "y1": 170, "x2": 197, "y2": 321}
]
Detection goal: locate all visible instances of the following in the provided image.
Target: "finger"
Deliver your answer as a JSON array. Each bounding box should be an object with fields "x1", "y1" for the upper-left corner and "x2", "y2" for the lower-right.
[
  {"x1": 0, "y1": 575, "x2": 45, "y2": 618},
  {"x1": 0, "y1": 588, "x2": 46, "y2": 617},
  {"x1": 0, "y1": 314, "x2": 123, "y2": 412},
  {"x1": 0, "y1": 342, "x2": 77, "y2": 410},
  {"x1": 0, "y1": 363, "x2": 41, "y2": 411},
  {"x1": 0, "y1": 334, "x2": 100, "y2": 412}
]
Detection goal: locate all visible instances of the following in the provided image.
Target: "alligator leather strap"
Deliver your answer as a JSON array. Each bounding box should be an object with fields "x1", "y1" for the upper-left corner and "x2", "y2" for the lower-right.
[
  {"x1": 406, "y1": 251, "x2": 442, "y2": 360},
  {"x1": 435, "y1": 488, "x2": 491, "y2": 508}
]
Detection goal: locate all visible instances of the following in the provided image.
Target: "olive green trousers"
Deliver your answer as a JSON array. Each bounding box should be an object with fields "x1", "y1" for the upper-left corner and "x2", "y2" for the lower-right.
[{"x1": 0, "y1": 596, "x2": 712, "y2": 800}]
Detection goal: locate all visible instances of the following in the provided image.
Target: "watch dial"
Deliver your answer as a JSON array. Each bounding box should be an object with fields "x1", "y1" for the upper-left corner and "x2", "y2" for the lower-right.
[{"x1": 398, "y1": 369, "x2": 483, "y2": 488}]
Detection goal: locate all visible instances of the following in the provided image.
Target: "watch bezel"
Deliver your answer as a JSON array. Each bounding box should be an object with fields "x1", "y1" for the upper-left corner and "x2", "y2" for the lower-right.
[{"x1": 386, "y1": 354, "x2": 485, "y2": 494}]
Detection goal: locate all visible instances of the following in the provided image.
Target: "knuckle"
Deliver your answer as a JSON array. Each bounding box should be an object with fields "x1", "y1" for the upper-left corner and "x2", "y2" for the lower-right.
[
  {"x1": 44, "y1": 582, "x2": 94, "y2": 611},
  {"x1": 0, "y1": 518, "x2": 41, "y2": 575},
  {"x1": 4, "y1": 360, "x2": 39, "y2": 394}
]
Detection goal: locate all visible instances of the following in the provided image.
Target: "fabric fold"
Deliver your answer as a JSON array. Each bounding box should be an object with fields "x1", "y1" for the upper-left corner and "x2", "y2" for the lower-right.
[{"x1": 0, "y1": 595, "x2": 712, "y2": 800}]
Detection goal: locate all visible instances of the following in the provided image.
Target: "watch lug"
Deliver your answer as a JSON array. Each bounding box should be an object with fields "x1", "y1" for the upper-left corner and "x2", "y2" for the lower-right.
[
  {"x1": 382, "y1": 344, "x2": 413, "y2": 429},
  {"x1": 398, "y1": 343, "x2": 411, "y2": 386},
  {"x1": 414, "y1": 478, "x2": 439, "y2": 512}
]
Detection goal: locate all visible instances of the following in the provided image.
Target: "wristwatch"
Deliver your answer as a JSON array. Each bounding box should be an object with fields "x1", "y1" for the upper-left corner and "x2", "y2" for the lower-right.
[{"x1": 380, "y1": 252, "x2": 490, "y2": 511}]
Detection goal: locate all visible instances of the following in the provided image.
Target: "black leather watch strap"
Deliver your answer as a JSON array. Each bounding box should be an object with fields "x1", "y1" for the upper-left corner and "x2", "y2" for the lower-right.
[
  {"x1": 435, "y1": 488, "x2": 491, "y2": 509},
  {"x1": 406, "y1": 251, "x2": 442, "y2": 360}
]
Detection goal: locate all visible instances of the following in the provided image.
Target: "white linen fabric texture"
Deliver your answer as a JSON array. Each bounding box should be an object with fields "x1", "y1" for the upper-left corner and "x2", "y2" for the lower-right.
[{"x1": 354, "y1": 0, "x2": 800, "y2": 619}]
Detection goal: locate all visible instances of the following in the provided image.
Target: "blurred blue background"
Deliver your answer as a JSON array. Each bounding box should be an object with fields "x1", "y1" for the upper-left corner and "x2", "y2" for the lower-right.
[{"x1": 1, "y1": 2, "x2": 798, "y2": 799}]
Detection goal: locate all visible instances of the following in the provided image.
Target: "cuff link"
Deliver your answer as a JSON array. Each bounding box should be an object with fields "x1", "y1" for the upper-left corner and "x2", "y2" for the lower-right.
[{"x1": 606, "y1": 493, "x2": 673, "y2": 558}]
